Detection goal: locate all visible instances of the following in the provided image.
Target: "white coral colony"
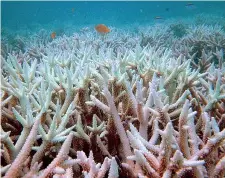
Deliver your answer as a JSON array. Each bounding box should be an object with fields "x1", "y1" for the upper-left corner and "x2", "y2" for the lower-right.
[{"x1": 1, "y1": 17, "x2": 225, "y2": 178}]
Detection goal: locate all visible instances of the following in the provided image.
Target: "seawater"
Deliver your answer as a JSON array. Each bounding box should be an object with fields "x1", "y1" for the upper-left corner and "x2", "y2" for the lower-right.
[{"x1": 1, "y1": 1, "x2": 225, "y2": 36}]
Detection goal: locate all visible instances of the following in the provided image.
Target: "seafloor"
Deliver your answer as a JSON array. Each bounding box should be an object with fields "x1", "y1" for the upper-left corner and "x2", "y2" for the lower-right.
[{"x1": 1, "y1": 14, "x2": 225, "y2": 178}]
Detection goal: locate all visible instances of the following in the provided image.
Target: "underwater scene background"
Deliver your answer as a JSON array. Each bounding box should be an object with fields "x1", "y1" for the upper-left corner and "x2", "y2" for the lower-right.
[{"x1": 1, "y1": 1, "x2": 225, "y2": 178}]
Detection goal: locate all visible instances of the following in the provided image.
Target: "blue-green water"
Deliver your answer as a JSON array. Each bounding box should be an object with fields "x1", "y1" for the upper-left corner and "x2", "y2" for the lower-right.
[{"x1": 2, "y1": 1, "x2": 225, "y2": 34}]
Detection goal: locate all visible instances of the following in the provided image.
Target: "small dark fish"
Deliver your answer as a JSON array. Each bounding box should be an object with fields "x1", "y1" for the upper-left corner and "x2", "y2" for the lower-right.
[
  {"x1": 165, "y1": 8, "x2": 170, "y2": 12},
  {"x1": 185, "y1": 3, "x2": 196, "y2": 9},
  {"x1": 186, "y1": 2, "x2": 194, "y2": 6},
  {"x1": 155, "y1": 16, "x2": 163, "y2": 20}
]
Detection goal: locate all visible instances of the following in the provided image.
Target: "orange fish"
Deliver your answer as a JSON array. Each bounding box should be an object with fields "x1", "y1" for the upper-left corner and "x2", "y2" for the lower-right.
[
  {"x1": 72, "y1": 8, "x2": 75, "y2": 13},
  {"x1": 51, "y1": 32, "x2": 56, "y2": 39},
  {"x1": 95, "y1": 24, "x2": 110, "y2": 34}
]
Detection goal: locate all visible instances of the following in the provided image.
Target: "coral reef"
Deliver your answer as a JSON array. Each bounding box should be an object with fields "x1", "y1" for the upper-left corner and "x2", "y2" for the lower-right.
[{"x1": 1, "y1": 20, "x2": 225, "y2": 178}]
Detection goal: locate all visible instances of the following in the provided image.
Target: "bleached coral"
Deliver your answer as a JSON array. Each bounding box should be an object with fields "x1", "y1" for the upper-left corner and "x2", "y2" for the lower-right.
[{"x1": 1, "y1": 21, "x2": 225, "y2": 178}]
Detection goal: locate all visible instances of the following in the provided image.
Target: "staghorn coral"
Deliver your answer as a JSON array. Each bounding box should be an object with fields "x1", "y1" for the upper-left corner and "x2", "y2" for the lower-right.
[
  {"x1": 168, "y1": 22, "x2": 188, "y2": 38},
  {"x1": 1, "y1": 20, "x2": 225, "y2": 178}
]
